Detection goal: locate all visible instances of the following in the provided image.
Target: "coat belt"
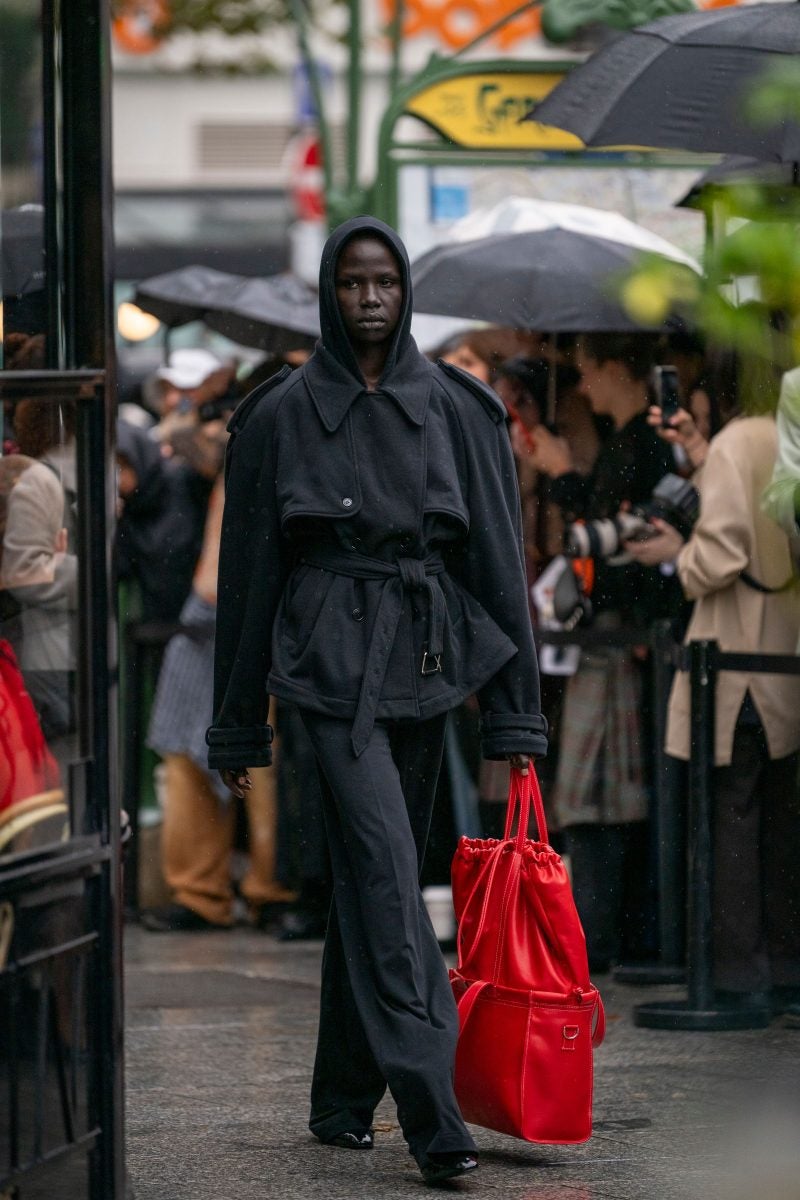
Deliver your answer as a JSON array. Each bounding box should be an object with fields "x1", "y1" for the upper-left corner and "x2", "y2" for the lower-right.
[{"x1": 301, "y1": 547, "x2": 447, "y2": 757}]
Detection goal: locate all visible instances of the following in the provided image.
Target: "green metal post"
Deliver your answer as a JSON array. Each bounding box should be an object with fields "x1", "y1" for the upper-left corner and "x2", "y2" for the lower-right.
[
  {"x1": 346, "y1": 0, "x2": 362, "y2": 201},
  {"x1": 288, "y1": 0, "x2": 336, "y2": 206},
  {"x1": 388, "y1": 0, "x2": 405, "y2": 102}
]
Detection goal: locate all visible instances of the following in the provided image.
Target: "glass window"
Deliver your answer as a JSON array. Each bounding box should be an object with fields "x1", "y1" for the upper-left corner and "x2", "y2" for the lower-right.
[
  {"x1": 0, "y1": 394, "x2": 81, "y2": 858},
  {"x1": 0, "y1": 0, "x2": 55, "y2": 371}
]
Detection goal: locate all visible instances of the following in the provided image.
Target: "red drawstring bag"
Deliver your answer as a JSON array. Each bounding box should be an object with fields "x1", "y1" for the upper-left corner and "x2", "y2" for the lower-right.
[
  {"x1": 0, "y1": 639, "x2": 63, "y2": 850},
  {"x1": 450, "y1": 766, "x2": 604, "y2": 1144}
]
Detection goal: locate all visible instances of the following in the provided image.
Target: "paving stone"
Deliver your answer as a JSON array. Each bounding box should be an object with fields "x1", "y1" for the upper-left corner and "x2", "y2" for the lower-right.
[{"x1": 124, "y1": 927, "x2": 800, "y2": 1200}]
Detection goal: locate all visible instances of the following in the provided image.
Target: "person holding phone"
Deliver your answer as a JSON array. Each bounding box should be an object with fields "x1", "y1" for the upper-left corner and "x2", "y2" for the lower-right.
[
  {"x1": 207, "y1": 217, "x2": 547, "y2": 1184},
  {"x1": 628, "y1": 364, "x2": 800, "y2": 1016}
]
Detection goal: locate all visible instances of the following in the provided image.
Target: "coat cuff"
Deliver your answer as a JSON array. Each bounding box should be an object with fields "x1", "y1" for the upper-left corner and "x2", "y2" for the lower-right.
[
  {"x1": 205, "y1": 724, "x2": 273, "y2": 770},
  {"x1": 480, "y1": 712, "x2": 548, "y2": 762}
]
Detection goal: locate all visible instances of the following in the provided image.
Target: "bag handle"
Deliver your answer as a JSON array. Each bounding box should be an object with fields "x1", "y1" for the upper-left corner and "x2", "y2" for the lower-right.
[
  {"x1": 504, "y1": 767, "x2": 549, "y2": 848},
  {"x1": 592, "y1": 993, "x2": 606, "y2": 1047}
]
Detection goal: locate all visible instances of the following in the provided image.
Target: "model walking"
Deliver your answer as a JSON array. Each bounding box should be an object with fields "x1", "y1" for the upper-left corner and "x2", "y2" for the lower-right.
[{"x1": 207, "y1": 216, "x2": 547, "y2": 1185}]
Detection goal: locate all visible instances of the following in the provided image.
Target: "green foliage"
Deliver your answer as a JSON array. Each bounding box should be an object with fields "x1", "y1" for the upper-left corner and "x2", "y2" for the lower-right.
[
  {"x1": 541, "y1": 0, "x2": 694, "y2": 45},
  {"x1": 154, "y1": 0, "x2": 298, "y2": 37},
  {"x1": 746, "y1": 58, "x2": 800, "y2": 129},
  {"x1": 110, "y1": 0, "x2": 345, "y2": 39}
]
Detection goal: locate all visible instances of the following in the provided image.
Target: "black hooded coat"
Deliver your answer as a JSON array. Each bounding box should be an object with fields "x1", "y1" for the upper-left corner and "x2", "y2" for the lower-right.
[{"x1": 207, "y1": 216, "x2": 547, "y2": 770}]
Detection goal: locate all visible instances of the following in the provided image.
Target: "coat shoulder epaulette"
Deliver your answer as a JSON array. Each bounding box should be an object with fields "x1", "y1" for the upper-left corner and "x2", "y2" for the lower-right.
[
  {"x1": 435, "y1": 360, "x2": 506, "y2": 425},
  {"x1": 226, "y1": 365, "x2": 293, "y2": 434}
]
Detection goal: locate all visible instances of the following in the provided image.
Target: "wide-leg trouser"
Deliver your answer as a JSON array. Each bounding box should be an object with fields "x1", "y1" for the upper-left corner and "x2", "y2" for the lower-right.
[
  {"x1": 161, "y1": 754, "x2": 295, "y2": 924},
  {"x1": 298, "y1": 710, "x2": 476, "y2": 1167},
  {"x1": 713, "y1": 728, "x2": 800, "y2": 992}
]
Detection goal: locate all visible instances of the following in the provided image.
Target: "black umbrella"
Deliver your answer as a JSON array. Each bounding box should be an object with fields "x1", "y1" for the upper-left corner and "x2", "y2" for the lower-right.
[
  {"x1": 676, "y1": 155, "x2": 800, "y2": 214},
  {"x1": 531, "y1": 4, "x2": 800, "y2": 163},
  {"x1": 133, "y1": 265, "x2": 243, "y2": 327},
  {"x1": 411, "y1": 229, "x2": 697, "y2": 332},
  {"x1": 134, "y1": 265, "x2": 319, "y2": 352},
  {"x1": 203, "y1": 273, "x2": 319, "y2": 353}
]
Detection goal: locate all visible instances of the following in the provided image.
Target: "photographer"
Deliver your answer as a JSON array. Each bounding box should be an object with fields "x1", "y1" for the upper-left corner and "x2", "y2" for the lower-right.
[
  {"x1": 523, "y1": 333, "x2": 673, "y2": 971},
  {"x1": 628, "y1": 387, "x2": 800, "y2": 1017}
]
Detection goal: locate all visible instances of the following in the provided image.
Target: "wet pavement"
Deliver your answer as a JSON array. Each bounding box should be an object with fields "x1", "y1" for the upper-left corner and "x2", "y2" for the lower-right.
[{"x1": 125, "y1": 925, "x2": 800, "y2": 1200}]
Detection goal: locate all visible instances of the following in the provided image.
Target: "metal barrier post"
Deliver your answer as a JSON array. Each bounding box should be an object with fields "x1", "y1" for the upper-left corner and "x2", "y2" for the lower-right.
[
  {"x1": 615, "y1": 620, "x2": 685, "y2": 985},
  {"x1": 635, "y1": 640, "x2": 770, "y2": 1030}
]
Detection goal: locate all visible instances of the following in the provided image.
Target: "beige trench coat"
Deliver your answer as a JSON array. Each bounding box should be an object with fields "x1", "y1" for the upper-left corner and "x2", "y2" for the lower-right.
[{"x1": 666, "y1": 415, "x2": 800, "y2": 766}]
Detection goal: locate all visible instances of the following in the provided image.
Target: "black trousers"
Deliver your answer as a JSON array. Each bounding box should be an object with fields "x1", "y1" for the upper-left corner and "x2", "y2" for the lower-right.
[
  {"x1": 713, "y1": 727, "x2": 800, "y2": 992},
  {"x1": 298, "y1": 709, "x2": 476, "y2": 1166},
  {"x1": 562, "y1": 822, "x2": 652, "y2": 971}
]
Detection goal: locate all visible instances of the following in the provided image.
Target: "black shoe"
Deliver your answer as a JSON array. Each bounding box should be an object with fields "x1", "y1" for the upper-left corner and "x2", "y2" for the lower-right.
[
  {"x1": 140, "y1": 903, "x2": 228, "y2": 933},
  {"x1": 276, "y1": 909, "x2": 327, "y2": 941},
  {"x1": 249, "y1": 901, "x2": 294, "y2": 932},
  {"x1": 325, "y1": 1129, "x2": 374, "y2": 1150},
  {"x1": 421, "y1": 1154, "x2": 479, "y2": 1186}
]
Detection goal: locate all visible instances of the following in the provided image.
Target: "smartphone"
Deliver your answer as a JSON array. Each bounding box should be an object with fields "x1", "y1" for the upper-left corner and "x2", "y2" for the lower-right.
[{"x1": 653, "y1": 365, "x2": 681, "y2": 427}]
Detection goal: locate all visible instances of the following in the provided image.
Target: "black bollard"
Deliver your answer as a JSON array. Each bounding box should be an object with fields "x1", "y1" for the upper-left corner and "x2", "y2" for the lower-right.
[
  {"x1": 635, "y1": 640, "x2": 770, "y2": 1030},
  {"x1": 614, "y1": 621, "x2": 686, "y2": 986}
]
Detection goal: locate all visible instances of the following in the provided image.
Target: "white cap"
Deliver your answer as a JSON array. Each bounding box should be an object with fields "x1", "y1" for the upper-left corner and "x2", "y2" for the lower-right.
[{"x1": 156, "y1": 348, "x2": 223, "y2": 390}]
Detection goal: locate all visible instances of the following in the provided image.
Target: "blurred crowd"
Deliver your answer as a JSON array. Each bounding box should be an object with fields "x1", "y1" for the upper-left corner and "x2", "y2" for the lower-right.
[{"x1": 3, "y1": 319, "x2": 798, "y2": 1014}]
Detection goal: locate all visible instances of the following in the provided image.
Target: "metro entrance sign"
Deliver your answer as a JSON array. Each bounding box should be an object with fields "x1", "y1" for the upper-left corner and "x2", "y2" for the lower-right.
[
  {"x1": 404, "y1": 70, "x2": 583, "y2": 152},
  {"x1": 371, "y1": 58, "x2": 596, "y2": 226}
]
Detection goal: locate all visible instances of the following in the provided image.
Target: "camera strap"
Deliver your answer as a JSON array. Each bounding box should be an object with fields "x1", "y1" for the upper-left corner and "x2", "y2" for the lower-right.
[{"x1": 739, "y1": 569, "x2": 797, "y2": 595}]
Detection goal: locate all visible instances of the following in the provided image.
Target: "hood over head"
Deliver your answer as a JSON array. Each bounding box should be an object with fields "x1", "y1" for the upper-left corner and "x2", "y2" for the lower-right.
[
  {"x1": 318, "y1": 216, "x2": 414, "y2": 383},
  {"x1": 305, "y1": 217, "x2": 431, "y2": 430}
]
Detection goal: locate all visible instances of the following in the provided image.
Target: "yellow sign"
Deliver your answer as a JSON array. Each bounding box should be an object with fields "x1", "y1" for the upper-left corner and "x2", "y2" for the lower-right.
[{"x1": 405, "y1": 73, "x2": 584, "y2": 151}]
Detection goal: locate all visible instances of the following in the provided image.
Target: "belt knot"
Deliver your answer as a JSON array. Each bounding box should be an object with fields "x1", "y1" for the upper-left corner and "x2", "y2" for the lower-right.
[{"x1": 397, "y1": 556, "x2": 428, "y2": 590}]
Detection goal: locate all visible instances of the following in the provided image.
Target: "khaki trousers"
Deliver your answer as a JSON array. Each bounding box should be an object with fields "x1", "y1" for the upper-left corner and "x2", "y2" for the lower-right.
[{"x1": 161, "y1": 754, "x2": 295, "y2": 925}]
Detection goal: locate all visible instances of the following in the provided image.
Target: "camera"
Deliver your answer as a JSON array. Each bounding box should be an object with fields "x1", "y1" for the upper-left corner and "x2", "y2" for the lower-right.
[
  {"x1": 197, "y1": 390, "x2": 238, "y2": 424},
  {"x1": 564, "y1": 473, "x2": 699, "y2": 562}
]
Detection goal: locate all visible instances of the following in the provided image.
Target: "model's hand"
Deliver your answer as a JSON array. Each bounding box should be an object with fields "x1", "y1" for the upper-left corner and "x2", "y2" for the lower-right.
[
  {"x1": 509, "y1": 753, "x2": 531, "y2": 775},
  {"x1": 648, "y1": 405, "x2": 708, "y2": 469},
  {"x1": 221, "y1": 768, "x2": 252, "y2": 799},
  {"x1": 624, "y1": 518, "x2": 685, "y2": 566}
]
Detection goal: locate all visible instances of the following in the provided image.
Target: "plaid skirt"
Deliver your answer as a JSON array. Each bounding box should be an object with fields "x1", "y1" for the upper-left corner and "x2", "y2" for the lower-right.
[
  {"x1": 551, "y1": 643, "x2": 648, "y2": 829},
  {"x1": 147, "y1": 591, "x2": 228, "y2": 799}
]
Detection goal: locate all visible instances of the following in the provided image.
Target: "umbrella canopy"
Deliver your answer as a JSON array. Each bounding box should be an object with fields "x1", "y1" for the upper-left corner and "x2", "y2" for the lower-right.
[
  {"x1": 531, "y1": 4, "x2": 800, "y2": 163},
  {"x1": 411, "y1": 199, "x2": 699, "y2": 331},
  {"x1": 133, "y1": 265, "x2": 243, "y2": 327},
  {"x1": 444, "y1": 196, "x2": 699, "y2": 266},
  {"x1": 203, "y1": 273, "x2": 319, "y2": 353},
  {"x1": 676, "y1": 155, "x2": 800, "y2": 213},
  {"x1": 134, "y1": 265, "x2": 319, "y2": 352}
]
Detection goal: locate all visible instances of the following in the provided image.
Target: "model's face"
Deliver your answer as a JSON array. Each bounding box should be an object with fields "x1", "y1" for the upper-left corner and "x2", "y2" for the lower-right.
[
  {"x1": 442, "y1": 343, "x2": 491, "y2": 384},
  {"x1": 335, "y1": 237, "x2": 403, "y2": 349},
  {"x1": 575, "y1": 345, "x2": 615, "y2": 415}
]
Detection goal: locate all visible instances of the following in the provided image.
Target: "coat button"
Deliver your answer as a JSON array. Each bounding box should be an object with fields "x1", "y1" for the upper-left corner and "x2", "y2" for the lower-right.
[
  {"x1": 352, "y1": 607, "x2": 364, "y2": 621},
  {"x1": 342, "y1": 497, "x2": 353, "y2": 508}
]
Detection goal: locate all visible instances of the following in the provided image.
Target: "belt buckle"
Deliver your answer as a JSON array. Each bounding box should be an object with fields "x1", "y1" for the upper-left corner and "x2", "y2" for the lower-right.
[{"x1": 421, "y1": 650, "x2": 443, "y2": 676}]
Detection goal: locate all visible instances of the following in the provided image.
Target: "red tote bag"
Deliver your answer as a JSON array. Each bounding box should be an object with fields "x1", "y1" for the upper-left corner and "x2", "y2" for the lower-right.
[{"x1": 450, "y1": 767, "x2": 604, "y2": 1144}]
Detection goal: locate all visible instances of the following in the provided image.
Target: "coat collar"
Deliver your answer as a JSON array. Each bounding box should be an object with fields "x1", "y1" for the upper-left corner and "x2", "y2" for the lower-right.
[{"x1": 303, "y1": 340, "x2": 432, "y2": 433}]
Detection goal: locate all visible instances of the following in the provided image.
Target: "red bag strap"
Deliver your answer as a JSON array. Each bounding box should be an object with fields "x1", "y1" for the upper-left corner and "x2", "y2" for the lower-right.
[
  {"x1": 592, "y1": 993, "x2": 606, "y2": 1047},
  {"x1": 504, "y1": 767, "x2": 548, "y2": 847},
  {"x1": 455, "y1": 980, "x2": 491, "y2": 1031}
]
